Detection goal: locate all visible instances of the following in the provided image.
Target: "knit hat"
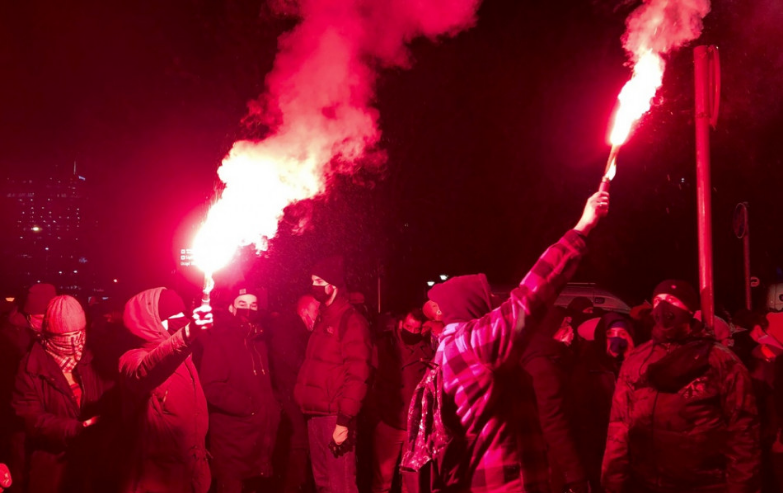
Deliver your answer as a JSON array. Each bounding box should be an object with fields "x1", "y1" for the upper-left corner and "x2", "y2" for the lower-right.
[
  {"x1": 311, "y1": 256, "x2": 345, "y2": 288},
  {"x1": 653, "y1": 279, "x2": 700, "y2": 313},
  {"x1": 158, "y1": 289, "x2": 186, "y2": 321},
  {"x1": 23, "y1": 283, "x2": 57, "y2": 316},
  {"x1": 44, "y1": 295, "x2": 86, "y2": 334},
  {"x1": 428, "y1": 274, "x2": 493, "y2": 325}
]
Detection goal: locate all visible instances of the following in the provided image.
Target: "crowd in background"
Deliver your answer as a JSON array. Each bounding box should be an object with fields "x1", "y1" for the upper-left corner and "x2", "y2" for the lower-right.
[{"x1": 0, "y1": 195, "x2": 782, "y2": 493}]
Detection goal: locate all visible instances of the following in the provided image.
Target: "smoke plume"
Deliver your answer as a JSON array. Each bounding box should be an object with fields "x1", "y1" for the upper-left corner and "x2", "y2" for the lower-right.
[
  {"x1": 623, "y1": 0, "x2": 711, "y2": 60},
  {"x1": 195, "y1": 0, "x2": 481, "y2": 272}
]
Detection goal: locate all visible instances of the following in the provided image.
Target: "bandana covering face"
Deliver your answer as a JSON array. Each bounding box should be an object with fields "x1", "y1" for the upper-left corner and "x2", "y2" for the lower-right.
[
  {"x1": 652, "y1": 301, "x2": 693, "y2": 343},
  {"x1": 42, "y1": 330, "x2": 85, "y2": 373}
]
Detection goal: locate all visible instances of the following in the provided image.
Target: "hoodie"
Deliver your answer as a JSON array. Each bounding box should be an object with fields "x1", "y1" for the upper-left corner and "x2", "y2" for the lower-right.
[
  {"x1": 118, "y1": 288, "x2": 210, "y2": 493},
  {"x1": 427, "y1": 274, "x2": 493, "y2": 325}
]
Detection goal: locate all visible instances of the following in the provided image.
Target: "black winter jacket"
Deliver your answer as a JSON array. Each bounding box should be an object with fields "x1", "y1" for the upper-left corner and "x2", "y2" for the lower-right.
[
  {"x1": 371, "y1": 328, "x2": 434, "y2": 430},
  {"x1": 199, "y1": 312, "x2": 281, "y2": 478}
]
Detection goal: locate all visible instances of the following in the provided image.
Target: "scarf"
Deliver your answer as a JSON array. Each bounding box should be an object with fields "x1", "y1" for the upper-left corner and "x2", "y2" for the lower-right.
[{"x1": 42, "y1": 330, "x2": 85, "y2": 373}]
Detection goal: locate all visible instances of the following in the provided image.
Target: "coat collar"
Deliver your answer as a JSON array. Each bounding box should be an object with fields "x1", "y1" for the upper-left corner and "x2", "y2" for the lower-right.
[
  {"x1": 319, "y1": 294, "x2": 350, "y2": 321},
  {"x1": 25, "y1": 342, "x2": 81, "y2": 407}
]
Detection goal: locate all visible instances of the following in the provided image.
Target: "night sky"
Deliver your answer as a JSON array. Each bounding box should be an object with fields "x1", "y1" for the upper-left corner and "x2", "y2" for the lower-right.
[{"x1": 1, "y1": 0, "x2": 782, "y2": 313}]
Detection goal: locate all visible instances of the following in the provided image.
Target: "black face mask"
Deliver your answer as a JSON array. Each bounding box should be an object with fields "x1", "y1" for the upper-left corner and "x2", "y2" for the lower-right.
[
  {"x1": 608, "y1": 336, "x2": 629, "y2": 358},
  {"x1": 234, "y1": 308, "x2": 259, "y2": 323},
  {"x1": 400, "y1": 329, "x2": 423, "y2": 345},
  {"x1": 652, "y1": 301, "x2": 692, "y2": 342},
  {"x1": 311, "y1": 285, "x2": 332, "y2": 303}
]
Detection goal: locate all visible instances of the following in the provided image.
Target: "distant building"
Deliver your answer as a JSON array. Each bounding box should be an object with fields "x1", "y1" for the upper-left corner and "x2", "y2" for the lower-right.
[{"x1": 1, "y1": 164, "x2": 92, "y2": 294}]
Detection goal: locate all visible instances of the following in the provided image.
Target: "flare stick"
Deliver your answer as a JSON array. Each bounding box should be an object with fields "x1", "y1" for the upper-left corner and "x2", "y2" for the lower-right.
[
  {"x1": 202, "y1": 274, "x2": 215, "y2": 308},
  {"x1": 599, "y1": 145, "x2": 621, "y2": 193}
]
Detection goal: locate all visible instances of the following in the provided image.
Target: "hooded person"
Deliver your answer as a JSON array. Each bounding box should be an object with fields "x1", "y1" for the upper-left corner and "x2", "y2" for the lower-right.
[
  {"x1": 295, "y1": 256, "x2": 372, "y2": 493},
  {"x1": 12, "y1": 295, "x2": 113, "y2": 493},
  {"x1": 268, "y1": 296, "x2": 316, "y2": 493},
  {"x1": 0, "y1": 283, "x2": 57, "y2": 491},
  {"x1": 401, "y1": 191, "x2": 608, "y2": 493},
  {"x1": 370, "y1": 308, "x2": 434, "y2": 493},
  {"x1": 567, "y1": 312, "x2": 633, "y2": 492},
  {"x1": 602, "y1": 280, "x2": 761, "y2": 493},
  {"x1": 118, "y1": 288, "x2": 213, "y2": 493},
  {"x1": 197, "y1": 285, "x2": 281, "y2": 493},
  {"x1": 518, "y1": 305, "x2": 589, "y2": 493}
]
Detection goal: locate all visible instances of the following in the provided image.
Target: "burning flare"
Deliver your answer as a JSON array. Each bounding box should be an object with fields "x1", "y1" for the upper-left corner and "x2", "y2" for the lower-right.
[
  {"x1": 608, "y1": 51, "x2": 664, "y2": 147},
  {"x1": 192, "y1": 0, "x2": 482, "y2": 293},
  {"x1": 603, "y1": 0, "x2": 711, "y2": 183}
]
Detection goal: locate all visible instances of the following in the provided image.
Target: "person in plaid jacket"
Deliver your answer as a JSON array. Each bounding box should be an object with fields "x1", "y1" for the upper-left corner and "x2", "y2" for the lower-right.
[{"x1": 402, "y1": 191, "x2": 609, "y2": 493}]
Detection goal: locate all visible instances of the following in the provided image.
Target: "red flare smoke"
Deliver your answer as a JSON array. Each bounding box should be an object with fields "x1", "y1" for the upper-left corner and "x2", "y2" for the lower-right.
[
  {"x1": 607, "y1": 0, "x2": 711, "y2": 154},
  {"x1": 194, "y1": 0, "x2": 482, "y2": 276}
]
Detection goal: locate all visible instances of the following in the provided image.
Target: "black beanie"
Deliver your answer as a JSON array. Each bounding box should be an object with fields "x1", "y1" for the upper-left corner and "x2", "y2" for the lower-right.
[
  {"x1": 428, "y1": 274, "x2": 493, "y2": 325},
  {"x1": 23, "y1": 283, "x2": 57, "y2": 316},
  {"x1": 311, "y1": 256, "x2": 345, "y2": 288},
  {"x1": 567, "y1": 296, "x2": 594, "y2": 314},
  {"x1": 653, "y1": 279, "x2": 700, "y2": 313},
  {"x1": 232, "y1": 284, "x2": 256, "y2": 301},
  {"x1": 158, "y1": 289, "x2": 186, "y2": 321}
]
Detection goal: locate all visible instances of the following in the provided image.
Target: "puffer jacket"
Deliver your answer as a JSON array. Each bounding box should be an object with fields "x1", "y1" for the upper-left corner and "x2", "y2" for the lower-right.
[
  {"x1": 294, "y1": 294, "x2": 371, "y2": 426},
  {"x1": 601, "y1": 335, "x2": 760, "y2": 493},
  {"x1": 118, "y1": 288, "x2": 210, "y2": 493},
  {"x1": 568, "y1": 313, "x2": 626, "y2": 492}
]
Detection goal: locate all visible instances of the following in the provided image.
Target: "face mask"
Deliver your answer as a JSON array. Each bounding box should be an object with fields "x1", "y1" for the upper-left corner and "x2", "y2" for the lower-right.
[
  {"x1": 608, "y1": 336, "x2": 628, "y2": 358},
  {"x1": 42, "y1": 330, "x2": 85, "y2": 372},
  {"x1": 43, "y1": 330, "x2": 85, "y2": 358},
  {"x1": 234, "y1": 308, "x2": 258, "y2": 322},
  {"x1": 166, "y1": 316, "x2": 190, "y2": 333},
  {"x1": 311, "y1": 285, "x2": 332, "y2": 303},
  {"x1": 652, "y1": 301, "x2": 692, "y2": 342},
  {"x1": 400, "y1": 329, "x2": 423, "y2": 345}
]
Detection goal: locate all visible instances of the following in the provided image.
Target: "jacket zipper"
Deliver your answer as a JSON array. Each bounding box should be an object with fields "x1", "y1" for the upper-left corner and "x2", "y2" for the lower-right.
[{"x1": 244, "y1": 337, "x2": 258, "y2": 375}]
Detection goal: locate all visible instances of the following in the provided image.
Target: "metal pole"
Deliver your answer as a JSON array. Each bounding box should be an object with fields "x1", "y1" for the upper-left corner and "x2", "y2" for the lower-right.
[
  {"x1": 734, "y1": 202, "x2": 752, "y2": 311},
  {"x1": 694, "y1": 45, "x2": 718, "y2": 330},
  {"x1": 743, "y1": 225, "x2": 752, "y2": 310}
]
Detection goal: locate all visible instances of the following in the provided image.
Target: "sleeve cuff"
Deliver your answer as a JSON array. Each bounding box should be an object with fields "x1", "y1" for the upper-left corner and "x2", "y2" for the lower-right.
[{"x1": 337, "y1": 413, "x2": 354, "y2": 427}]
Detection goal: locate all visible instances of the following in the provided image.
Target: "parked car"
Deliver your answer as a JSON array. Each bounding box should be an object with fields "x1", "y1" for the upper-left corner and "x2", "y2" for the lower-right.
[{"x1": 490, "y1": 282, "x2": 631, "y2": 315}]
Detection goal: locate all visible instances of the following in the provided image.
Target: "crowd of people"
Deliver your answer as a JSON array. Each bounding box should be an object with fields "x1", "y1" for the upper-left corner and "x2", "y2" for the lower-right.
[{"x1": 0, "y1": 191, "x2": 782, "y2": 493}]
